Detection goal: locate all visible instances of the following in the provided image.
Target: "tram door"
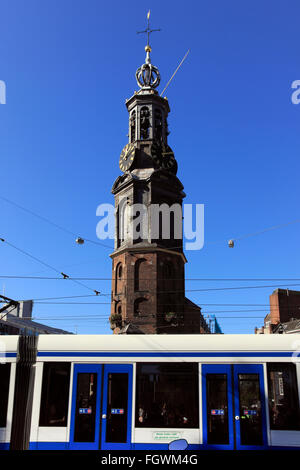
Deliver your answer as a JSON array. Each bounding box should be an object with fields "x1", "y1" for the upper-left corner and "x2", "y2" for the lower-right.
[
  {"x1": 202, "y1": 364, "x2": 267, "y2": 450},
  {"x1": 101, "y1": 364, "x2": 133, "y2": 450},
  {"x1": 69, "y1": 364, "x2": 102, "y2": 450},
  {"x1": 70, "y1": 364, "x2": 133, "y2": 450}
]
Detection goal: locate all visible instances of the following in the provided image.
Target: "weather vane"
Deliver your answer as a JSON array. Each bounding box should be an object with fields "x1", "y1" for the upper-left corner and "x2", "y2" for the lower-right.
[{"x1": 137, "y1": 10, "x2": 161, "y2": 48}]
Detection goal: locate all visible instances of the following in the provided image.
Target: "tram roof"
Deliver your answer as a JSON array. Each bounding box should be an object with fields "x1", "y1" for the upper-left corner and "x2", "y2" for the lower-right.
[
  {"x1": 35, "y1": 334, "x2": 300, "y2": 353},
  {"x1": 1, "y1": 334, "x2": 300, "y2": 354}
]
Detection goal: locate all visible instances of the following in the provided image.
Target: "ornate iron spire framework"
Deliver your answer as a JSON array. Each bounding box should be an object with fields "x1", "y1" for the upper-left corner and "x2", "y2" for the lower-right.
[{"x1": 136, "y1": 11, "x2": 161, "y2": 90}]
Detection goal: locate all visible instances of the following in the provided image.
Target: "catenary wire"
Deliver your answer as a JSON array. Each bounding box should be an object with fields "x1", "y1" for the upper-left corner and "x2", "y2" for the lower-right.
[
  {"x1": 30, "y1": 304, "x2": 298, "y2": 314},
  {"x1": 26, "y1": 301, "x2": 300, "y2": 308},
  {"x1": 1, "y1": 278, "x2": 300, "y2": 294},
  {"x1": 2, "y1": 195, "x2": 299, "y2": 252},
  {"x1": 0, "y1": 195, "x2": 113, "y2": 249},
  {"x1": 32, "y1": 315, "x2": 264, "y2": 321},
  {"x1": 0, "y1": 238, "x2": 101, "y2": 295},
  {"x1": 1, "y1": 274, "x2": 300, "y2": 281}
]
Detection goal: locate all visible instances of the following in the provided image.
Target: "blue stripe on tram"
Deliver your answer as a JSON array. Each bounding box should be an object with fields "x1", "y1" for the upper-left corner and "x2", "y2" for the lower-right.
[{"x1": 37, "y1": 351, "x2": 295, "y2": 358}]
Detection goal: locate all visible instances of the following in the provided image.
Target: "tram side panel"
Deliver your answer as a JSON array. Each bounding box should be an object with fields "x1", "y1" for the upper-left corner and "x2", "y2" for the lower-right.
[
  {"x1": 267, "y1": 361, "x2": 300, "y2": 448},
  {"x1": 27, "y1": 350, "x2": 300, "y2": 449},
  {"x1": 29, "y1": 360, "x2": 72, "y2": 449}
]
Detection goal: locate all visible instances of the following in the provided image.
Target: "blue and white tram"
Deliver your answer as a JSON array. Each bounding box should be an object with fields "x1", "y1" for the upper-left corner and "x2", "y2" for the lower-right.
[{"x1": 1, "y1": 334, "x2": 300, "y2": 450}]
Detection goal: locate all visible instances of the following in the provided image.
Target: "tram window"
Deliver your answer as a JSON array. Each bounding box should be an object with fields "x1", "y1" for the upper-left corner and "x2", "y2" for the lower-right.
[
  {"x1": 206, "y1": 374, "x2": 229, "y2": 444},
  {"x1": 135, "y1": 363, "x2": 199, "y2": 428},
  {"x1": 0, "y1": 364, "x2": 11, "y2": 427},
  {"x1": 39, "y1": 362, "x2": 71, "y2": 427},
  {"x1": 267, "y1": 363, "x2": 300, "y2": 430}
]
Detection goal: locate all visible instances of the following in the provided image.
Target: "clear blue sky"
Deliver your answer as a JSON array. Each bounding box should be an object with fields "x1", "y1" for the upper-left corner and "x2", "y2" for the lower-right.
[{"x1": 0, "y1": 0, "x2": 299, "y2": 334}]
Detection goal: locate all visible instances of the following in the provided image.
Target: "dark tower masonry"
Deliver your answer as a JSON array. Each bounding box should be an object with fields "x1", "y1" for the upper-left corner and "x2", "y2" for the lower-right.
[{"x1": 110, "y1": 33, "x2": 209, "y2": 335}]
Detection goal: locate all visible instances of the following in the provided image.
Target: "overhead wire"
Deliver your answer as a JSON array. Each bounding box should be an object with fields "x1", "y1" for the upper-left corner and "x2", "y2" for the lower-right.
[
  {"x1": 231, "y1": 218, "x2": 300, "y2": 242},
  {"x1": 2, "y1": 273, "x2": 300, "y2": 285},
  {"x1": 31, "y1": 303, "x2": 298, "y2": 314},
  {"x1": 0, "y1": 238, "x2": 101, "y2": 296},
  {"x1": 1, "y1": 274, "x2": 300, "y2": 282},
  {"x1": 2, "y1": 195, "x2": 299, "y2": 254},
  {"x1": 27, "y1": 294, "x2": 102, "y2": 301},
  {"x1": 2, "y1": 195, "x2": 299, "y2": 330},
  {"x1": 27, "y1": 299, "x2": 299, "y2": 307},
  {"x1": 1, "y1": 275, "x2": 300, "y2": 294},
  {"x1": 0, "y1": 195, "x2": 113, "y2": 250},
  {"x1": 32, "y1": 314, "x2": 265, "y2": 321}
]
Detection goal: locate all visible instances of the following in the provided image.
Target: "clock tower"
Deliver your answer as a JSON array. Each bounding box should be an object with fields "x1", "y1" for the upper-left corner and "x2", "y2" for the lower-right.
[{"x1": 110, "y1": 20, "x2": 209, "y2": 335}]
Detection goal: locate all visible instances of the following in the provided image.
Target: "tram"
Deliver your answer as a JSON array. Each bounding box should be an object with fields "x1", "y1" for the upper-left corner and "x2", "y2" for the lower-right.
[{"x1": 0, "y1": 334, "x2": 300, "y2": 450}]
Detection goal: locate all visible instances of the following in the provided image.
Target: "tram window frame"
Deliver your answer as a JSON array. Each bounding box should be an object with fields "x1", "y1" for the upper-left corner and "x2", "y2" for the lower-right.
[
  {"x1": 135, "y1": 362, "x2": 199, "y2": 429},
  {"x1": 267, "y1": 362, "x2": 300, "y2": 431},
  {"x1": 0, "y1": 363, "x2": 11, "y2": 427},
  {"x1": 39, "y1": 362, "x2": 71, "y2": 427}
]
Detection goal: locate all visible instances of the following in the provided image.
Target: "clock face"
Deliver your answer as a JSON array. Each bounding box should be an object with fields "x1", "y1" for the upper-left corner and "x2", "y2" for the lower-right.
[
  {"x1": 119, "y1": 143, "x2": 136, "y2": 172},
  {"x1": 161, "y1": 144, "x2": 178, "y2": 174}
]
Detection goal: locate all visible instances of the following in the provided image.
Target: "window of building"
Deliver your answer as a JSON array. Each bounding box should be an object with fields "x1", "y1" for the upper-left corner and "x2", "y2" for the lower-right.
[
  {"x1": 39, "y1": 362, "x2": 71, "y2": 427},
  {"x1": 118, "y1": 264, "x2": 122, "y2": 279},
  {"x1": 115, "y1": 263, "x2": 122, "y2": 294},
  {"x1": 134, "y1": 258, "x2": 147, "y2": 291},
  {"x1": 130, "y1": 110, "x2": 136, "y2": 143},
  {"x1": 267, "y1": 363, "x2": 300, "y2": 430},
  {"x1": 154, "y1": 109, "x2": 162, "y2": 142},
  {"x1": 140, "y1": 106, "x2": 150, "y2": 140},
  {"x1": 0, "y1": 363, "x2": 11, "y2": 427},
  {"x1": 135, "y1": 363, "x2": 199, "y2": 428}
]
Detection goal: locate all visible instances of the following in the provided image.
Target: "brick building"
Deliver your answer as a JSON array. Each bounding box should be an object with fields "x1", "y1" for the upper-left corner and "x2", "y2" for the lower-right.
[
  {"x1": 255, "y1": 289, "x2": 300, "y2": 334},
  {"x1": 109, "y1": 42, "x2": 209, "y2": 335}
]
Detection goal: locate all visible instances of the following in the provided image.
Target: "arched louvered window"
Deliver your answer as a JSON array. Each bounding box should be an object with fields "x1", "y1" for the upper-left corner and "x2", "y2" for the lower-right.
[
  {"x1": 134, "y1": 258, "x2": 147, "y2": 291},
  {"x1": 115, "y1": 262, "x2": 123, "y2": 294}
]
